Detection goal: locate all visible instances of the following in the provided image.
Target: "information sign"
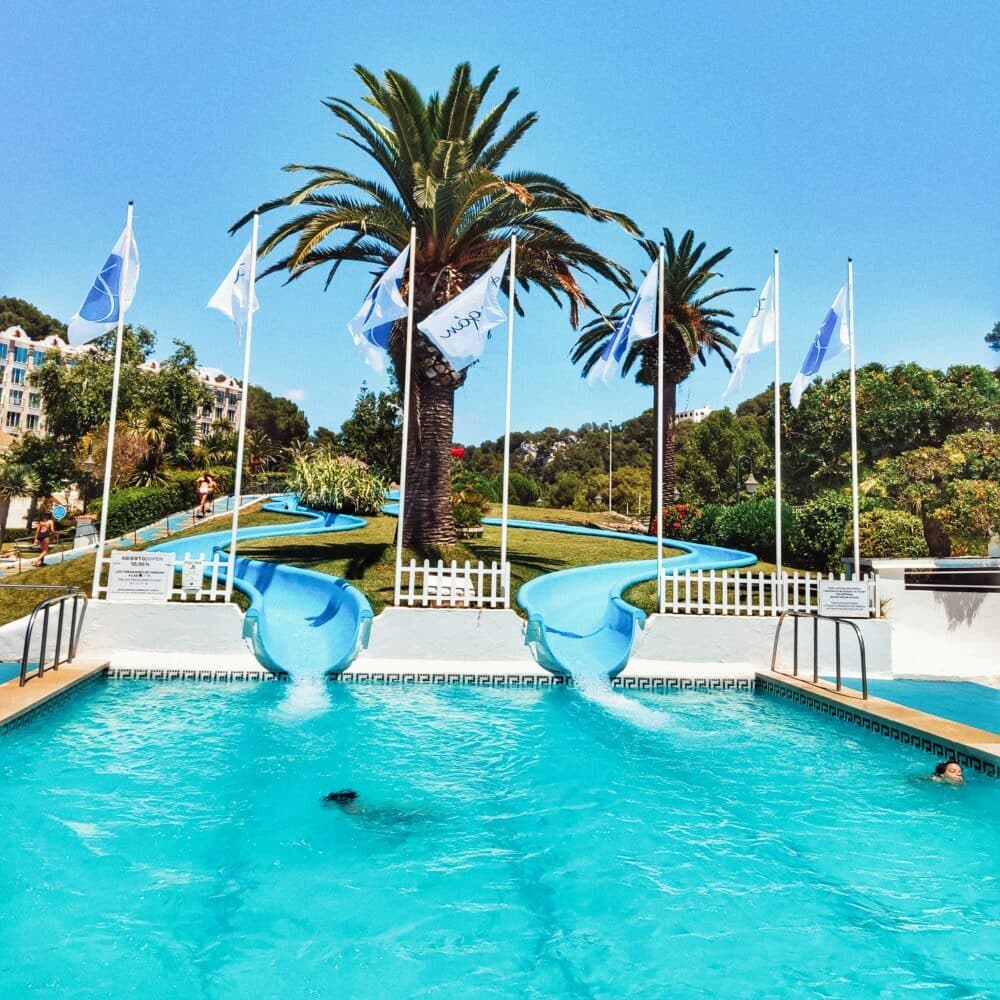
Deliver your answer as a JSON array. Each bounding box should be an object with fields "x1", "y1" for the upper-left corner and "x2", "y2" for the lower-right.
[
  {"x1": 107, "y1": 551, "x2": 175, "y2": 603},
  {"x1": 818, "y1": 579, "x2": 870, "y2": 618},
  {"x1": 181, "y1": 558, "x2": 205, "y2": 594},
  {"x1": 52, "y1": 504, "x2": 67, "y2": 521}
]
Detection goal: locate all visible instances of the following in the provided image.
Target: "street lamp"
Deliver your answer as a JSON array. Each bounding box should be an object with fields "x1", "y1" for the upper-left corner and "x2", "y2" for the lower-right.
[
  {"x1": 735, "y1": 455, "x2": 759, "y2": 496},
  {"x1": 81, "y1": 449, "x2": 97, "y2": 507}
]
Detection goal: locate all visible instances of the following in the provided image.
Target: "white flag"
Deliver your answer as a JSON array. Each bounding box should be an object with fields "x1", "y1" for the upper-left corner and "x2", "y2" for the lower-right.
[
  {"x1": 347, "y1": 245, "x2": 410, "y2": 373},
  {"x1": 723, "y1": 275, "x2": 776, "y2": 399},
  {"x1": 68, "y1": 224, "x2": 140, "y2": 345},
  {"x1": 418, "y1": 249, "x2": 510, "y2": 369},
  {"x1": 587, "y1": 261, "x2": 659, "y2": 386},
  {"x1": 790, "y1": 285, "x2": 849, "y2": 408},
  {"x1": 207, "y1": 240, "x2": 259, "y2": 341}
]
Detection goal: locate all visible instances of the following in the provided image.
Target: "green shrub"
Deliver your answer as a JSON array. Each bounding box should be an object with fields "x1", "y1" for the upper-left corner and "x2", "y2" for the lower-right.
[
  {"x1": 452, "y1": 464, "x2": 499, "y2": 502},
  {"x1": 453, "y1": 494, "x2": 489, "y2": 527},
  {"x1": 696, "y1": 498, "x2": 793, "y2": 562},
  {"x1": 661, "y1": 503, "x2": 702, "y2": 541},
  {"x1": 289, "y1": 455, "x2": 387, "y2": 515},
  {"x1": 490, "y1": 471, "x2": 540, "y2": 506},
  {"x1": 854, "y1": 509, "x2": 930, "y2": 559},
  {"x1": 788, "y1": 490, "x2": 853, "y2": 572}
]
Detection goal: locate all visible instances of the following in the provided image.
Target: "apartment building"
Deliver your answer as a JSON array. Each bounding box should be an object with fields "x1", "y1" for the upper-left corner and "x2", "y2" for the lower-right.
[{"x1": 0, "y1": 325, "x2": 242, "y2": 453}]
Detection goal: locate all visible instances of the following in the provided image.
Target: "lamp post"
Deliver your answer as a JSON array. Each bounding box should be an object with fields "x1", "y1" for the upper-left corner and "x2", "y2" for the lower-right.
[
  {"x1": 735, "y1": 455, "x2": 759, "y2": 497},
  {"x1": 82, "y1": 450, "x2": 97, "y2": 507},
  {"x1": 607, "y1": 420, "x2": 613, "y2": 514}
]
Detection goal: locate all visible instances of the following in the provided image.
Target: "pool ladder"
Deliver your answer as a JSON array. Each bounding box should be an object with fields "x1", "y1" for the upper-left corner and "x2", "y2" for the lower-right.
[
  {"x1": 7, "y1": 587, "x2": 89, "y2": 687},
  {"x1": 769, "y1": 610, "x2": 868, "y2": 699}
]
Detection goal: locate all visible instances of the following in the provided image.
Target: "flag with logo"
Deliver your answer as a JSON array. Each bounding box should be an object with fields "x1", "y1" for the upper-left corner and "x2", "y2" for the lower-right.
[
  {"x1": 587, "y1": 262, "x2": 659, "y2": 385},
  {"x1": 790, "y1": 286, "x2": 849, "y2": 407},
  {"x1": 418, "y1": 249, "x2": 510, "y2": 369},
  {"x1": 723, "y1": 275, "x2": 775, "y2": 399},
  {"x1": 207, "y1": 240, "x2": 259, "y2": 341},
  {"x1": 68, "y1": 224, "x2": 140, "y2": 345},
  {"x1": 347, "y1": 245, "x2": 411, "y2": 373}
]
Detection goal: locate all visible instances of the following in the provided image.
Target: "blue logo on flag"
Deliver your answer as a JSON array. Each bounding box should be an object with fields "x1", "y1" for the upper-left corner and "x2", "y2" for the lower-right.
[{"x1": 79, "y1": 252, "x2": 124, "y2": 324}]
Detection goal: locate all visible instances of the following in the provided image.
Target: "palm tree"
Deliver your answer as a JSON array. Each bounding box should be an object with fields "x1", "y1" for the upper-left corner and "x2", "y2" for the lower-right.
[
  {"x1": 233, "y1": 63, "x2": 636, "y2": 547},
  {"x1": 572, "y1": 229, "x2": 749, "y2": 530},
  {"x1": 0, "y1": 461, "x2": 41, "y2": 547},
  {"x1": 194, "y1": 426, "x2": 237, "y2": 467}
]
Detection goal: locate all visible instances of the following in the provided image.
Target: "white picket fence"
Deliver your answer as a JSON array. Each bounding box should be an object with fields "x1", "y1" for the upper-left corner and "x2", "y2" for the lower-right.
[
  {"x1": 96, "y1": 551, "x2": 230, "y2": 603},
  {"x1": 397, "y1": 559, "x2": 510, "y2": 608},
  {"x1": 660, "y1": 568, "x2": 880, "y2": 617}
]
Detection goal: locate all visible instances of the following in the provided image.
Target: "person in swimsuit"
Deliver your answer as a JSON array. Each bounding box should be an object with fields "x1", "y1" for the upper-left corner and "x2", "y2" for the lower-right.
[
  {"x1": 33, "y1": 510, "x2": 56, "y2": 567},
  {"x1": 196, "y1": 472, "x2": 212, "y2": 518}
]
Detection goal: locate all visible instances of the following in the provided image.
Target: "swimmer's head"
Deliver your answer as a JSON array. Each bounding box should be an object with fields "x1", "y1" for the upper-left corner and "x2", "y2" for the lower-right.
[
  {"x1": 934, "y1": 761, "x2": 964, "y2": 784},
  {"x1": 324, "y1": 790, "x2": 359, "y2": 804}
]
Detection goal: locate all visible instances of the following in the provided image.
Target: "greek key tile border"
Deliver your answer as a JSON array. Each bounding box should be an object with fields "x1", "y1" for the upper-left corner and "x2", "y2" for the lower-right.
[
  {"x1": 757, "y1": 676, "x2": 999, "y2": 778},
  {"x1": 612, "y1": 676, "x2": 755, "y2": 691},
  {"x1": 332, "y1": 672, "x2": 755, "y2": 689},
  {"x1": 106, "y1": 667, "x2": 289, "y2": 682},
  {"x1": 0, "y1": 672, "x2": 108, "y2": 736}
]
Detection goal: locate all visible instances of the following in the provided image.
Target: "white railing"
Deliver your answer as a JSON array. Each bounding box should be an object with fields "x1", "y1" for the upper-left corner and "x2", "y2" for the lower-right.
[
  {"x1": 95, "y1": 551, "x2": 230, "y2": 603},
  {"x1": 659, "y1": 568, "x2": 880, "y2": 617},
  {"x1": 398, "y1": 559, "x2": 510, "y2": 608}
]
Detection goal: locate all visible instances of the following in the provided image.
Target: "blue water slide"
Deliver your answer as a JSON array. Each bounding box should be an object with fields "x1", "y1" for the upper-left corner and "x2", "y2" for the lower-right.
[
  {"x1": 148, "y1": 498, "x2": 373, "y2": 677},
  {"x1": 510, "y1": 522, "x2": 756, "y2": 678}
]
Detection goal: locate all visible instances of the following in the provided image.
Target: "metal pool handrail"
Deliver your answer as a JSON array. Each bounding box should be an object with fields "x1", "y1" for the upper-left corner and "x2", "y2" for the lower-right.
[
  {"x1": 16, "y1": 590, "x2": 88, "y2": 687},
  {"x1": 769, "y1": 610, "x2": 868, "y2": 699}
]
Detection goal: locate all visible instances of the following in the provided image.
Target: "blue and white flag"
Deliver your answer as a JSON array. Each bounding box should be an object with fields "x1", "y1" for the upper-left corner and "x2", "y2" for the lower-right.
[
  {"x1": 207, "y1": 240, "x2": 259, "y2": 342},
  {"x1": 587, "y1": 261, "x2": 658, "y2": 386},
  {"x1": 347, "y1": 245, "x2": 411, "y2": 373},
  {"x1": 68, "y1": 223, "x2": 140, "y2": 345},
  {"x1": 723, "y1": 275, "x2": 775, "y2": 400},
  {"x1": 418, "y1": 249, "x2": 510, "y2": 369},
  {"x1": 790, "y1": 285, "x2": 849, "y2": 408}
]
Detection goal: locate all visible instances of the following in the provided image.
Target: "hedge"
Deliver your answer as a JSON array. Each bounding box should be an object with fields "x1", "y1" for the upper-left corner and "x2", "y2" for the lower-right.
[
  {"x1": 854, "y1": 508, "x2": 929, "y2": 559},
  {"x1": 88, "y1": 467, "x2": 236, "y2": 538}
]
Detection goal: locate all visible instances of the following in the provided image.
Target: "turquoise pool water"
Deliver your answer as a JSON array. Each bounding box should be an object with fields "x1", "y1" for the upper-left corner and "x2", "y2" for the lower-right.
[{"x1": 1, "y1": 680, "x2": 997, "y2": 998}]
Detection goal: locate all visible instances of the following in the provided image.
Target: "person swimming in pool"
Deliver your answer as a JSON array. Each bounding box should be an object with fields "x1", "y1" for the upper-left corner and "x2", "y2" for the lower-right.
[
  {"x1": 324, "y1": 789, "x2": 362, "y2": 813},
  {"x1": 322, "y1": 789, "x2": 422, "y2": 829},
  {"x1": 931, "y1": 760, "x2": 964, "y2": 784}
]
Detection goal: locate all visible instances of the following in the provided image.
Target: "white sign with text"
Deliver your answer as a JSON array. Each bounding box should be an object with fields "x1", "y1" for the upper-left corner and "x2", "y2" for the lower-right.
[
  {"x1": 818, "y1": 579, "x2": 870, "y2": 618},
  {"x1": 107, "y1": 551, "x2": 175, "y2": 603},
  {"x1": 181, "y1": 558, "x2": 205, "y2": 594}
]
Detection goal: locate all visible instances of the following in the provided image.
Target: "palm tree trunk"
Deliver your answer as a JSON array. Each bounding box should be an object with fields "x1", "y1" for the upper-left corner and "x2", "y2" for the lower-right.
[
  {"x1": 647, "y1": 381, "x2": 678, "y2": 535},
  {"x1": 402, "y1": 378, "x2": 457, "y2": 549}
]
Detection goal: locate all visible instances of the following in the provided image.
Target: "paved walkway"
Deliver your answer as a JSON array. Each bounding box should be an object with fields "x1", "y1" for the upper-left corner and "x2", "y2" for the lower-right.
[{"x1": 0, "y1": 495, "x2": 262, "y2": 579}]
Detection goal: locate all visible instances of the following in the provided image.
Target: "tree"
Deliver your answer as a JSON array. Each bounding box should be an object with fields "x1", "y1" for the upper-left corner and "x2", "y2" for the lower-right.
[
  {"x1": 338, "y1": 385, "x2": 402, "y2": 478},
  {"x1": 0, "y1": 461, "x2": 40, "y2": 546},
  {"x1": 245, "y1": 385, "x2": 309, "y2": 450},
  {"x1": 676, "y1": 409, "x2": 771, "y2": 505},
  {"x1": 986, "y1": 320, "x2": 1000, "y2": 353},
  {"x1": 572, "y1": 229, "x2": 748, "y2": 530},
  {"x1": 233, "y1": 63, "x2": 635, "y2": 548},
  {"x1": 0, "y1": 297, "x2": 67, "y2": 342}
]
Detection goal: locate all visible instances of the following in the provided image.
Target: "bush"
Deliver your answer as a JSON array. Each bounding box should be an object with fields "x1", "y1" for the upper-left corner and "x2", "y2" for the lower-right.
[
  {"x1": 452, "y1": 463, "x2": 499, "y2": 502},
  {"x1": 490, "y1": 471, "x2": 540, "y2": 506},
  {"x1": 693, "y1": 498, "x2": 793, "y2": 562},
  {"x1": 453, "y1": 493, "x2": 489, "y2": 527},
  {"x1": 788, "y1": 490, "x2": 853, "y2": 572},
  {"x1": 289, "y1": 455, "x2": 387, "y2": 515},
  {"x1": 661, "y1": 503, "x2": 701, "y2": 541},
  {"x1": 854, "y1": 509, "x2": 929, "y2": 559}
]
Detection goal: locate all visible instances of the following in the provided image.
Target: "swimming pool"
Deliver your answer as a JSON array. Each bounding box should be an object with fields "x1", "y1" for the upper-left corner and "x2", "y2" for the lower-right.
[{"x1": 1, "y1": 680, "x2": 997, "y2": 997}]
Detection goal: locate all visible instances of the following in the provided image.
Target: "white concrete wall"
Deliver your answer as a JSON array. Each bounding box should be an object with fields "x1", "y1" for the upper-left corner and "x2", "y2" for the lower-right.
[
  {"x1": 874, "y1": 572, "x2": 1000, "y2": 678},
  {"x1": 631, "y1": 614, "x2": 893, "y2": 678}
]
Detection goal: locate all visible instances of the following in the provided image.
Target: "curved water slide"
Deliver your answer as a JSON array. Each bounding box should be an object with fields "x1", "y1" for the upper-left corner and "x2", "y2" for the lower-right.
[{"x1": 148, "y1": 498, "x2": 373, "y2": 677}]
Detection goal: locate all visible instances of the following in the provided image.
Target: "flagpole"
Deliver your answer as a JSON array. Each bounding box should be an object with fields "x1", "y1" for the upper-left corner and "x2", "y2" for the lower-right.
[
  {"x1": 90, "y1": 201, "x2": 134, "y2": 600},
  {"x1": 224, "y1": 214, "x2": 259, "y2": 601},
  {"x1": 394, "y1": 225, "x2": 417, "y2": 605},
  {"x1": 773, "y1": 250, "x2": 783, "y2": 586},
  {"x1": 499, "y1": 234, "x2": 516, "y2": 607},
  {"x1": 847, "y1": 258, "x2": 861, "y2": 580},
  {"x1": 655, "y1": 244, "x2": 665, "y2": 612}
]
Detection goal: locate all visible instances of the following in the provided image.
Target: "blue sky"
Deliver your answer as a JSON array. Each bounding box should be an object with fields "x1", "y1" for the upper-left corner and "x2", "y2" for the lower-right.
[{"x1": 3, "y1": 1, "x2": 997, "y2": 443}]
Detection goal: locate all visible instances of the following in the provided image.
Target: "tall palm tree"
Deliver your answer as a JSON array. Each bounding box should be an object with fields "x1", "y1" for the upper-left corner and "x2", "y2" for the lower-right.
[
  {"x1": 233, "y1": 63, "x2": 636, "y2": 547},
  {"x1": 572, "y1": 229, "x2": 749, "y2": 530},
  {"x1": 0, "y1": 461, "x2": 40, "y2": 547}
]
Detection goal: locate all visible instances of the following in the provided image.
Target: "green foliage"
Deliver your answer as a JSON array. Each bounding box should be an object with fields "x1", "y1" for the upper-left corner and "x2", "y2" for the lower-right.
[
  {"x1": 675, "y1": 409, "x2": 770, "y2": 505},
  {"x1": 987, "y1": 320, "x2": 1000, "y2": 353},
  {"x1": 788, "y1": 490, "x2": 853, "y2": 571},
  {"x1": 662, "y1": 503, "x2": 701, "y2": 541},
  {"x1": 544, "y1": 471, "x2": 583, "y2": 508},
  {"x1": 452, "y1": 463, "x2": 499, "y2": 502},
  {"x1": 6, "y1": 434, "x2": 77, "y2": 497},
  {"x1": 933, "y1": 479, "x2": 1000, "y2": 555},
  {"x1": 701, "y1": 498, "x2": 791, "y2": 563},
  {"x1": 246, "y1": 385, "x2": 310, "y2": 449},
  {"x1": 488, "y1": 471, "x2": 540, "y2": 505},
  {"x1": 337, "y1": 385, "x2": 401, "y2": 477},
  {"x1": 289, "y1": 454, "x2": 386, "y2": 515},
  {"x1": 452, "y1": 495, "x2": 489, "y2": 527},
  {"x1": 854, "y1": 509, "x2": 929, "y2": 559},
  {"x1": 0, "y1": 297, "x2": 67, "y2": 341}
]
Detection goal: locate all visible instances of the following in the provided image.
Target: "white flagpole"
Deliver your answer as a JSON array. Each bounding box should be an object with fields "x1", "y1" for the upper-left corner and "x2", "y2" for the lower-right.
[
  {"x1": 655, "y1": 244, "x2": 665, "y2": 611},
  {"x1": 224, "y1": 213, "x2": 259, "y2": 601},
  {"x1": 91, "y1": 201, "x2": 134, "y2": 599},
  {"x1": 394, "y1": 225, "x2": 417, "y2": 605},
  {"x1": 847, "y1": 258, "x2": 861, "y2": 580},
  {"x1": 773, "y1": 250, "x2": 783, "y2": 584},
  {"x1": 499, "y1": 234, "x2": 516, "y2": 606}
]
